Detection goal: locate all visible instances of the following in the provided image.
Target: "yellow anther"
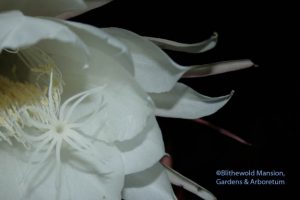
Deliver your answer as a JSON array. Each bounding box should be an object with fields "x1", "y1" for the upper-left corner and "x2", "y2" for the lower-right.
[{"x1": 0, "y1": 47, "x2": 63, "y2": 147}]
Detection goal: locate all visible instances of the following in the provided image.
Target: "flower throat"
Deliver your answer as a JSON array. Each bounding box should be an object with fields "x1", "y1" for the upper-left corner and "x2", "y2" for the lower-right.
[{"x1": 0, "y1": 47, "x2": 63, "y2": 147}]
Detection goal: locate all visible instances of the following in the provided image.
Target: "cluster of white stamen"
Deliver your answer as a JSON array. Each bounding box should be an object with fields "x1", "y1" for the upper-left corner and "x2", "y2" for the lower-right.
[
  {"x1": 20, "y1": 72, "x2": 106, "y2": 191},
  {"x1": 1, "y1": 47, "x2": 107, "y2": 192},
  {"x1": 0, "y1": 47, "x2": 62, "y2": 147},
  {"x1": 1, "y1": 47, "x2": 106, "y2": 166},
  {"x1": 22, "y1": 72, "x2": 106, "y2": 166}
]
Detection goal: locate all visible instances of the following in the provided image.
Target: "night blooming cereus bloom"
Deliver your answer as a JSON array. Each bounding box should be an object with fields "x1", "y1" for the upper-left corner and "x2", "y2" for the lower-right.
[{"x1": 0, "y1": 2, "x2": 253, "y2": 200}]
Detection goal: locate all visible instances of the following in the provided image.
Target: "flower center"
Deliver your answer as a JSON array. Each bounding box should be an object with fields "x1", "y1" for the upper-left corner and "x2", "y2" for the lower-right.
[
  {"x1": 0, "y1": 47, "x2": 63, "y2": 147},
  {"x1": 55, "y1": 123, "x2": 65, "y2": 134}
]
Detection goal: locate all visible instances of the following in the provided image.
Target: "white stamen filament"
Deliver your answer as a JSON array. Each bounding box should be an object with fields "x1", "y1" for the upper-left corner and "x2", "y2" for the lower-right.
[{"x1": 1, "y1": 47, "x2": 107, "y2": 192}]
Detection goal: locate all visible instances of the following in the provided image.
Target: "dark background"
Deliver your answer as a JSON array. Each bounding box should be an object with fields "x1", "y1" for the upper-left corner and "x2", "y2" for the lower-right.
[{"x1": 72, "y1": 1, "x2": 298, "y2": 199}]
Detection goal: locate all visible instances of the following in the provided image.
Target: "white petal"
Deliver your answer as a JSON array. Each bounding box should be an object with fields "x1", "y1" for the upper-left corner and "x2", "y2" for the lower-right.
[
  {"x1": 183, "y1": 59, "x2": 254, "y2": 78},
  {"x1": 144, "y1": 32, "x2": 217, "y2": 53},
  {"x1": 163, "y1": 165, "x2": 217, "y2": 200},
  {"x1": 57, "y1": 0, "x2": 114, "y2": 19},
  {"x1": 102, "y1": 28, "x2": 254, "y2": 93},
  {"x1": 123, "y1": 163, "x2": 176, "y2": 200},
  {"x1": 0, "y1": 0, "x2": 85, "y2": 17},
  {"x1": 43, "y1": 21, "x2": 154, "y2": 142},
  {"x1": 0, "y1": 144, "x2": 22, "y2": 200},
  {"x1": 0, "y1": 0, "x2": 113, "y2": 18},
  {"x1": 116, "y1": 116, "x2": 165, "y2": 175},
  {"x1": 60, "y1": 143, "x2": 124, "y2": 200},
  {"x1": 39, "y1": 44, "x2": 154, "y2": 142},
  {"x1": 0, "y1": 11, "x2": 88, "y2": 54},
  {"x1": 56, "y1": 19, "x2": 135, "y2": 75},
  {"x1": 150, "y1": 83, "x2": 233, "y2": 119},
  {"x1": 103, "y1": 27, "x2": 189, "y2": 93},
  {"x1": 0, "y1": 141, "x2": 124, "y2": 200}
]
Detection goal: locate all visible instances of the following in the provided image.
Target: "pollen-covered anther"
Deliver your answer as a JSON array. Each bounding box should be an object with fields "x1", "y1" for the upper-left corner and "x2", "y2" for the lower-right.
[
  {"x1": 0, "y1": 74, "x2": 45, "y2": 145},
  {"x1": 0, "y1": 47, "x2": 64, "y2": 147}
]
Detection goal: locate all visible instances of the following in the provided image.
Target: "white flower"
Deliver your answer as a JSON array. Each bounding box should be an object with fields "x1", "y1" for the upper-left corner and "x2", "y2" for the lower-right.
[{"x1": 0, "y1": 10, "x2": 253, "y2": 200}]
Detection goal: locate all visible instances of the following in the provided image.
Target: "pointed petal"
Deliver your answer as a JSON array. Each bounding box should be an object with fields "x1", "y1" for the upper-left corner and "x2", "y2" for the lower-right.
[
  {"x1": 183, "y1": 59, "x2": 255, "y2": 78},
  {"x1": 116, "y1": 116, "x2": 165, "y2": 174},
  {"x1": 162, "y1": 164, "x2": 217, "y2": 200},
  {"x1": 103, "y1": 27, "x2": 188, "y2": 93},
  {"x1": 0, "y1": 0, "x2": 113, "y2": 18},
  {"x1": 144, "y1": 32, "x2": 218, "y2": 53},
  {"x1": 123, "y1": 163, "x2": 176, "y2": 200},
  {"x1": 150, "y1": 83, "x2": 233, "y2": 119},
  {"x1": 103, "y1": 28, "x2": 254, "y2": 93}
]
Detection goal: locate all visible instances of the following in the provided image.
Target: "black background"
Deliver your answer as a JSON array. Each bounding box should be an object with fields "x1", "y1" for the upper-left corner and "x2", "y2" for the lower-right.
[{"x1": 72, "y1": 1, "x2": 298, "y2": 199}]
